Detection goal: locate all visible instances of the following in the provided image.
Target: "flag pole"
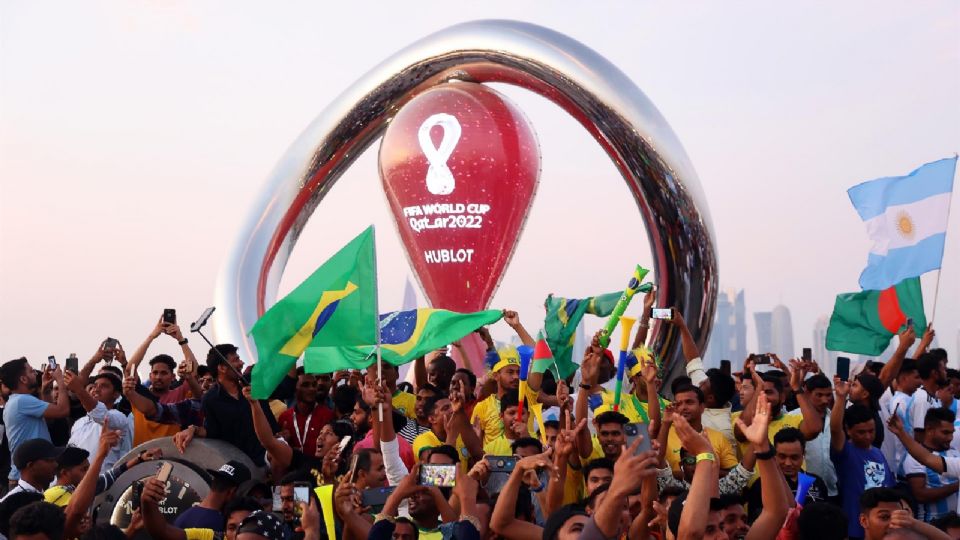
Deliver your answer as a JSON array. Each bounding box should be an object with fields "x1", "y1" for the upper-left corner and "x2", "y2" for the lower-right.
[
  {"x1": 931, "y1": 157, "x2": 957, "y2": 325},
  {"x1": 372, "y1": 225, "x2": 384, "y2": 422}
]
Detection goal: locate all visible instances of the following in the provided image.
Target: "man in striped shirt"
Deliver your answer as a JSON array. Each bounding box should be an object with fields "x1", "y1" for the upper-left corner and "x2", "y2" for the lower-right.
[{"x1": 903, "y1": 407, "x2": 960, "y2": 522}]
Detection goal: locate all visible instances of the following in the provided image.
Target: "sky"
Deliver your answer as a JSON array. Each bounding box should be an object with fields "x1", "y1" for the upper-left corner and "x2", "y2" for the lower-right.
[{"x1": 2, "y1": 1, "x2": 959, "y2": 373}]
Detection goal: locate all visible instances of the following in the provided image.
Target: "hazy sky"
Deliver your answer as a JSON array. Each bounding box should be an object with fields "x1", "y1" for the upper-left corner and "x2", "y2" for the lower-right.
[{"x1": 2, "y1": 1, "x2": 958, "y2": 372}]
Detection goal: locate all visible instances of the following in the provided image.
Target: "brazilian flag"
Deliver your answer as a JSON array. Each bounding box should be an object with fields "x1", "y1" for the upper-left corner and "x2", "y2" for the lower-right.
[
  {"x1": 540, "y1": 284, "x2": 653, "y2": 379},
  {"x1": 305, "y1": 308, "x2": 503, "y2": 371},
  {"x1": 249, "y1": 227, "x2": 377, "y2": 398}
]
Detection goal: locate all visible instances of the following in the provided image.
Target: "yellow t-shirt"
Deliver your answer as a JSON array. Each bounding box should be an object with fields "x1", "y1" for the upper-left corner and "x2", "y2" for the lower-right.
[
  {"x1": 563, "y1": 465, "x2": 584, "y2": 505},
  {"x1": 594, "y1": 394, "x2": 670, "y2": 424},
  {"x1": 412, "y1": 430, "x2": 470, "y2": 466},
  {"x1": 393, "y1": 390, "x2": 417, "y2": 420},
  {"x1": 665, "y1": 426, "x2": 739, "y2": 474},
  {"x1": 766, "y1": 413, "x2": 803, "y2": 441},
  {"x1": 43, "y1": 485, "x2": 72, "y2": 507},
  {"x1": 470, "y1": 387, "x2": 540, "y2": 445},
  {"x1": 418, "y1": 528, "x2": 442, "y2": 540},
  {"x1": 185, "y1": 529, "x2": 215, "y2": 540},
  {"x1": 483, "y1": 435, "x2": 516, "y2": 457}
]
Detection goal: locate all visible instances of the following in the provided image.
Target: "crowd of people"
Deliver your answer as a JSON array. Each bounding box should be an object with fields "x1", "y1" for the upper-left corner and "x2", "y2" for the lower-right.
[{"x1": 0, "y1": 289, "x2": 957, "y2": 540}]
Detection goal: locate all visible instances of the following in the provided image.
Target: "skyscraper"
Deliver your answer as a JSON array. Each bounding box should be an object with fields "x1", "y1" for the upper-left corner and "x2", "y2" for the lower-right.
[
  {"x1": 771, "y1": 305, "x2": 795, "y2": 361},
  {"x1": 755, "y1": 312, "x2": 772, "y2": 354},
  {"x1": 705, "y1": 289, "x2": 748, "y2": 370},
  {"x1": 813, "y1": 315, "x2": 838, "y2": 379}
]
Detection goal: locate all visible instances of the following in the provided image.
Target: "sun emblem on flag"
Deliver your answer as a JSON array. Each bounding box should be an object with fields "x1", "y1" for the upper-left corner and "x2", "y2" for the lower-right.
[{"x1": 895, "y1": 211, "x2": 915, "y2": 240}]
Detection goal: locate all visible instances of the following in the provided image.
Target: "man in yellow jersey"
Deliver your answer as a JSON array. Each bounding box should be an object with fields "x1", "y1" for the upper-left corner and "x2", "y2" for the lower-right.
[
  {"x1": 482, "y1": 391, "x2": 532, "y2": 456},
  {"x1": 471, "y1": 350, "x2": 539, "y2": 446},
  {"x1": 594, "y1": 347, "x2": 667, "y2": 428},
  {"x1": 734, "y1": 368, "x2": 822, "y2": 447},
  {"x1": 413, "y1": 395, "x2": 481, "y2": 467},
  {"x1": 665, "y1": 383, "x2": 739, "y2": 475}
]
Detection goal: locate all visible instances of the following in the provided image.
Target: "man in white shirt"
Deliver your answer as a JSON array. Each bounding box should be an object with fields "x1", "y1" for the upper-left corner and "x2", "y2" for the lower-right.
[
  {"x1": 65, "y1": 371, "x2": 131, "y2": 473},
  {"x1": 909, "y1": 355, "x2": 948, "y2": 442},
  {"x1": 879, "y1": 359, "x2": 923, "y2": 476}
]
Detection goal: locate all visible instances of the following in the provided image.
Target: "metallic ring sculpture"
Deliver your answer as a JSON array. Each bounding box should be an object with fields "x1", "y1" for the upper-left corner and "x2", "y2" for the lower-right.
[{"x1": 215, "y1": 19, "x2": 718, "y2": 383}]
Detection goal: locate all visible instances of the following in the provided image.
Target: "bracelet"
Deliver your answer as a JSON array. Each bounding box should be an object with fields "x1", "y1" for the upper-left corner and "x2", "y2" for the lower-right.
[
  {"x1": 374, "y1": 513, "x2": 396, "y2": 524},
  {"x1": 638, "y1": 322, "x2": 649, "y2": 328},
  {"x1": 178, "y1": 338, "x2": 189, "y2": 345},
  {"x1": 459, "y1": 514, "x2": 482, "y2": 531},
  {"x1": 695, "y1": 452, "x2": 716, "y2": 463},
  {"x1": 754, "y1": 447, "x2": 775, "y2": 460},
  {"x1": 578, "y1": 383, "x2": 592, "y2": 390}
]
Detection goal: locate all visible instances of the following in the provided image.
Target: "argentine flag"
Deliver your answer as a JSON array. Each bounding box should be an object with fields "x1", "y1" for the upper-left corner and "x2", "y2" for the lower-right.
[{"x1": 848, "y1": 157, "x2": 957, "y2": 291}]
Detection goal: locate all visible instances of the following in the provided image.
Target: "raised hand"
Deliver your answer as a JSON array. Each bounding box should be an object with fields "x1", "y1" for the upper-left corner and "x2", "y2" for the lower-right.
[
  {"x1": 833, "y1": 376, "x2": 849, "y2": 401},
  {"x1": 610, "y1": 438, "x2": 660, "y2": 494},
  {"x1": 516, "y1": 447, "x2": 558, "y2": 481},
  {"x1": 241, "y1": 385, "x2": 256, "y2": 403},
  {"x1": 556, "y1": 379, "x2": 571, "y2": 411},
  {"x1": 898, "y1": 325, "x2": 917, "y2": 350},
  {"x1": 98, "y1": 418, "x2": 122, "y2": 455},
  {"x1": 449, "y1": 379, "x2": 466, "y2": 413},
  {"x1": 642, "y1": 287, "x2": 656, "y2": 310},
  {"x1": 887, "y1": 412, "x2": 907, "y2": 438},
  {"x1": 467, "y1": 458, "x2": 491, "y2": 484},
  {"x1": 122, "y1": 376, "x2": 137, "y2": 396},
  {"x1": 502, "y1": 309, "x2": 521, "y2": 327},
  {"x1": 735, "y1": 387, "x2": 771, "y2": 446},
  {"x1": 581, "y1": 347, "x2": 601, "y2": 386},
  {"x1": 671, "y1": 413, "x2": 714, "y2": 455}
]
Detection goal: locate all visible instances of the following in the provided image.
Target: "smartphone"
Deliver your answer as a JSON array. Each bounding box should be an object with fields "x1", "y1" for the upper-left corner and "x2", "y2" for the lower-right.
[
  {"x1": 131, "y1": 480, "x2": 143, "y2": 511},
  {"x1": 156, "y1": 462, "x2": 173, "y2": 483},
  {"x1": 163, "y1": 308, "x2": 177, "y2": 325},
  {"x1": 336, "y1": 435, "x2": 352, "y2": 456},
  {"x1": 624, "y1": 422, "x2": 653, "y2": 455},
  {"x1": 650, "y1": 308, "x2": 673, "y2": 320},
  {"x1": 47, "y1": 356, "x2": 57, "y2": 370},
  {"x1": 720, "y1": 360, "x2": 731, "y2": 376},
  {"x1": 488, "y1": 456, "x2": 517, "y2": 474},
  {"x1": 66, "y1": 354, "x2": 79, "y2": 373},
  {"x1": 802, "y1": 348, "x2": 812, "y2": 362},
  {"x1": 893, "y1": 402, "x2": 901, "y2": 418},
  {"x1": 419, "y1": 463, "x2": 457, "y2": 487},
  {"x1": 293, "y1": 482, "x2": 311, "y2": 517},
  {"x1": 361, "y1": 486, "x2": 396, "y2": 512},
  {"x1": 755, "y1": 354, "x2": 770, "y2": 365},
  {"x1": 103, "y1": 338, "x2": 119, "y2": 350},
  {"x1": 906, "y1": 318, "x2": 914, "y2": 330},
  {"x1": 836, "y1": 357, "x2": 851, "y2": 382},
  {"x1": 346, "y1": 454, "x2": 361, "y2": 483},
  {"x1": 272, "y1": 486, "x2": 283, "y2": 512},
  {"x1": 190, "y1": 307, "x2": 216, "y2": 333}
]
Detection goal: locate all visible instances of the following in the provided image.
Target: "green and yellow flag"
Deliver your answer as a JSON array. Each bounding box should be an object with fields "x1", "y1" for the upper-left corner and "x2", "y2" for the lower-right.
[
  {"x1": 249, "y1": 227, "x2": 377, "y2": 398},
  {"x1": 304, "y1": 308, "x2": 503, "y2": 372}
]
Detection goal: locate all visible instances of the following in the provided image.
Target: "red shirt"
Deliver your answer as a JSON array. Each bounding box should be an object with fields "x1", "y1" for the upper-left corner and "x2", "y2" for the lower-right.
[{"x1": 278, "y1": 403, "x2": 334, "y2": 457}]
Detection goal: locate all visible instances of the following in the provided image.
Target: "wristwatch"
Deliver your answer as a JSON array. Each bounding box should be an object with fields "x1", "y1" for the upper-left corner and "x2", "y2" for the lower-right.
[
  {"x1": 579, "y1": 383, "x2": 592, "y2": 390},
  {"x1": 178, "y1": 338, "x2": 189, "y2": 345}
]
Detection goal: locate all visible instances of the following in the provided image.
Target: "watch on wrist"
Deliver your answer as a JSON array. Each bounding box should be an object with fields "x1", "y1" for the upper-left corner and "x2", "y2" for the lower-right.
[
  {"x1": 578, "y1": 383, "x2": 592, "y2": 390},
  {"x1": 754, "y1": 447, "x2": 775, "y2": 460},
  {"x1": 178, "y1": 338, "x2": 189, "y2": 345}
]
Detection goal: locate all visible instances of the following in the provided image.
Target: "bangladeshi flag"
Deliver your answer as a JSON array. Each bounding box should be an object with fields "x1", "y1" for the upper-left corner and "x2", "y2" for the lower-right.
[{"x1": 825, "y1": 277, "x2": 926, "y2": 355}]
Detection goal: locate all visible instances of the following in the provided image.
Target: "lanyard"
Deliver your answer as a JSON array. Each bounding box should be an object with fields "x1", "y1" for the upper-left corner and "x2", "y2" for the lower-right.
[
  {"x1": 292, "y1": 404, "x2": 317, "y2": 449},
  {"x1": 630, "y1": 394, "x2": 650, "y2": 424}
]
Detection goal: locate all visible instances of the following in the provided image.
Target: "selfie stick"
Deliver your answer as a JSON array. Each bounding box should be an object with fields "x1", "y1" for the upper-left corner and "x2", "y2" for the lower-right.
[
  {"x1": 597, "y1": 265, "x2": 649, "y2": 348},
  {"x1": 612, "y1": 316, "x2": 636, "y2": 412},
  {"x1": 189, "y1": 307, "x2": 248, "y2": 386}
]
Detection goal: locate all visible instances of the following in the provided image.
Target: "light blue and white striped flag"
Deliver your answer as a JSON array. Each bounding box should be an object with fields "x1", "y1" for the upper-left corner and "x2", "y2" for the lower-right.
[{"x1": 848, "y1": 156, "x2": 956, "y2": 291}]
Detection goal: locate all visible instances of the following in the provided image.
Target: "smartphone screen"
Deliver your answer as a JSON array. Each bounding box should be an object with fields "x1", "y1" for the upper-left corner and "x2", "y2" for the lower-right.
[
  {"x1": 624, "y1": 422, "x2": 652, "y2": 455},
  {"x1": 802, "y1": 348, "x2": 812, "y2": 361},
  {"x1": 719, "y1": 360, "x2": 731, "y2": 376},
  {"x1": 419, "y1": 464, "x2": 457, "y2": 487},
  {"x1": 293, "y1": 484, "x2": 310, "y2": 517},
  {"x1": 836, "y1": 357, "x2": 851, "y2": 382},
  {"x1": 272, "y1": 486, "x2": 283, "y2": 512},
  {"x1": 66, "y1": 355, "x2": 79, "y2": 373},
  {"x1": 756, "y1": 354, "x2": 770, "y2": 365},
  {"x1": 650, "y1": 308, "x2": 673, "y2": 320},
  {"x1": 47, "y1": 356, "x2": 57, "y2": 370},
  {"x1": 361, "y1": 486, "x2": 396, "y2": 512}
]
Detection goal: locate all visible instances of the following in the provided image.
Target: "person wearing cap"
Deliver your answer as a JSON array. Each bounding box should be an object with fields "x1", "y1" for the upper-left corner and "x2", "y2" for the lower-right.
[
  {"x1": 64, "y1": 364, "x2": 132, "y2": 473},
  {"x1": 174, "y1": 460, "x2": 251, "y2": 533},
  {"x1": 43, "y1": 444, "x2": 161, "y2": 508},
  {"x1": 0, "y1": 439, "x2": 62, "y2": 502},
  {"x1": 0, "y1": 358, "x2": 70, "y2": 485},
  {"x1": 470, "y1": 311, "x2": 545, "y2": 446}
]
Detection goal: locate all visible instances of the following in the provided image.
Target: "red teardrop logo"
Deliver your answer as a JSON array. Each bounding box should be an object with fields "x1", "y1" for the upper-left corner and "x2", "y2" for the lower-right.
[{"x1": 379, "y1": 82, "x2": 540, "y2": 312}]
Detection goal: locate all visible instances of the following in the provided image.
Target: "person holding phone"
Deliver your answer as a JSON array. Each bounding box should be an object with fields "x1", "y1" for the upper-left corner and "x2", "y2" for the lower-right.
[
  {"x1": 62, "y1": 362, "x2": 131, "y2": 474},
  {"x1": 0, "y1": 357, "x2": 70, "y2": 487},
  {"x1": 173, "y1": 460, "x2": 250, "y2": 533}
]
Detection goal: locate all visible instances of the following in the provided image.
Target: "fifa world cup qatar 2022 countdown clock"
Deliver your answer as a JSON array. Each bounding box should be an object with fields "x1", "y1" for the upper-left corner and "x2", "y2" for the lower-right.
[{"x1": 215, "y1": 20, "x2": 718, "y2": 383}]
